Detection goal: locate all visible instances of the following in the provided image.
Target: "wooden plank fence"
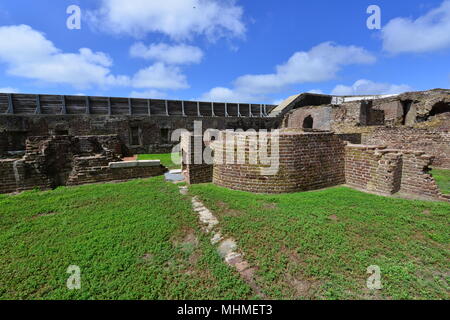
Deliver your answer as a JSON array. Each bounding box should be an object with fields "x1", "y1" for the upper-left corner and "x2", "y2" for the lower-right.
[{"x1": 0, "y1": 93, "x2": 276, "y2": 117}]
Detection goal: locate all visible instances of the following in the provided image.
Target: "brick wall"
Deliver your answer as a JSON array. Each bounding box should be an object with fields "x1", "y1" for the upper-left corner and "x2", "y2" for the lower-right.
[
  {"x1": 345, "y1": 144, "x2": 449, "y2": 202},
  {"x1": 212, "y1": 131, "x2": 346, "y2": 193},
  {"x1": 181, "y1": 133, "x2": 213, "y2": 184},
  {"x1": 0, "y1": 113, "x2": 281, "y2": 155},
  {"x1": 362, "y1": 127, "x2": 450, "y2": 169},
  {"x1": 0, "y1": 134, "x2": 166, "y2": 194},
  {"x1": 283, "y1": 106, "x2": 333, "y2": 130},
  {"x1": 0, "y1": 160, "x2": 18, "y2": 193},
  {"x1": 67, "y1": 162, "x2": 166, "y2": 186}
]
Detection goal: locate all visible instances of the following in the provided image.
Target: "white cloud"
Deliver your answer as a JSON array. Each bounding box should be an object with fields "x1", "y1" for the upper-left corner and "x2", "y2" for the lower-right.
[
  {"x1": 0, "y1": 25, "x2": 129, "y2": 89},
  {"x1": 272, "y1": 98, "x2": 284, "y2": 105},
  {"x1": 0, "y1": 25, "x2": 190, "y2": 92},
  {"x1": 200, "y1": 86, "x2": 259, "y2": 102},
  {"x1": 130, "y1": 42, "x2": 203, "y2": 64},
  {"x1": 382, "y1": 0, "x2": 450, "y2": 54},
  {"x1": 0, "y1": 87, "x2": 19, "y2": 93},
  {"x1": 200, "y1": 42, "x2": 376, "y2": 102},
  {"x1": 130, "y1": 89, "x2": 167, "y2": 99},
  {"x1": 233, "y1": 42, "x2": 375, "y2": 95},
  {"x1": 307, "y1": 89, "x2": 324, "y2": 94},
  {"x1": 331, "y1": 79, "x2": 412, "y2": 96},
  {"x1": 89, "y1": 0, "x2": 246, "y2": 41},
  {"x1": 132, "y1": 62, "x2": 189, "y2": 90}
]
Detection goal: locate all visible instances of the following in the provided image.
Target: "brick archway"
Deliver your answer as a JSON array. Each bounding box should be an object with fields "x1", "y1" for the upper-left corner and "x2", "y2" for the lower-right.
[{"x1": 303, "y1": 115, "x2": 314, "y2": 129}]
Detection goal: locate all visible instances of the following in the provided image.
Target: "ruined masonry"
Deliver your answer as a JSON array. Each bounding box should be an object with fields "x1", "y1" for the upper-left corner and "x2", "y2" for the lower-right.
[{"x1": 1, "y1": 89, "x2": 449, "y2": 201}]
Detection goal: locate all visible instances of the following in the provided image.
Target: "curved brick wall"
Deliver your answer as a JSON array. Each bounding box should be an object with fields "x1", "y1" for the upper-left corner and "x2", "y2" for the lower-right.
[{"x1": 212, "y1": 130, "x2": 346, "y2": 193}]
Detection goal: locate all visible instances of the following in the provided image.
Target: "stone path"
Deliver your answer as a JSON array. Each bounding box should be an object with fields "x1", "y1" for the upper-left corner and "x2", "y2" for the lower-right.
[{"x1": 179, "y1": 185, "x2": 264, "y2": 297}]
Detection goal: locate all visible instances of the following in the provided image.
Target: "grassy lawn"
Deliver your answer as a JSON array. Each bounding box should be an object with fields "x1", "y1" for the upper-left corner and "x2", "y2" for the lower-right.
[
  {"x1": 0, "y1": 177, "x2": 250, "y2": 300},
  {"x1": 137, "y1": 153, "x2": 180, "y2": 169},
  {"x1": 432, "y1": 169, "x2": 450, "y2": 194},
  {"x1": 189, "y1": 184, "x2": 450, "y2": 300},
  {"x1": 1, "y1": 176, "x2": 448, "y2": 300}
]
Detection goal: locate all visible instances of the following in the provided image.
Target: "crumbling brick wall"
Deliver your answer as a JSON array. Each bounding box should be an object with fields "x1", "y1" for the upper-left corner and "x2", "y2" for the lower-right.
[
  {"x1": 67, "y1": 161, "x2": 166, "y2": 186},
  {"x1": 0, "y1": 113, "x2": 280, "y2": 156},
  {"x1": 345, "y1": 144, "x2": 448, "y2": 201},
  {"x1": 0, "y1": 134, "x2": 166, "y2": 194},
  {"x1": 362, "y1": 127, "x2": 450, "y2": 169}
]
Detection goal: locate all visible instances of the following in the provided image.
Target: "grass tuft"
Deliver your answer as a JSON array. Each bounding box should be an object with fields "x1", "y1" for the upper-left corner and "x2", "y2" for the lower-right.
[
  {"x1": 431, "y1": 169, "x2": 450, "y2": 194},
  {"x1": 137, "y1": 153, "x2": 180, "y2": 169}
]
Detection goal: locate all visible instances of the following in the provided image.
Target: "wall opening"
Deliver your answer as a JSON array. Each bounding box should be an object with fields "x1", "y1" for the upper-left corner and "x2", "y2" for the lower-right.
[
  {"x1": 302, "y1": 115, "x2": 314, "y2": 129},
  {"x1": 130, "y1": 126, "x2": 140, "y2": 146},
  {"x1": 359, "y1": 101, "x2": 371, "y2": 126},
  {"x1": 429, "y1": 102, "x2": 449, "y2": 117},
  {"x1": 160, "y1": 128, "x2": 170, "y2": 144}
]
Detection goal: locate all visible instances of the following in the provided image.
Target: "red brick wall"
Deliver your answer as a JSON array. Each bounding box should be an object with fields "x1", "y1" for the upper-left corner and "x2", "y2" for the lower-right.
[
  {"x1": 0, "y1": 135, "x2": 165, "y2": 194},
  {"x1": 67, "y1": 164, "x2": 166, "y2": 186},
  {"x1": 362, "y1": 127, "x2": 450, "y2": 169},
  {"x1": 345, "y1": 144, "x2": 449, "y2": 202},
  {"x1": 0, "y1": 160, "x2": 18, "y2": 193},
  {"x1": 213, "y1": 131, "x2": 346, "y2": 193}
]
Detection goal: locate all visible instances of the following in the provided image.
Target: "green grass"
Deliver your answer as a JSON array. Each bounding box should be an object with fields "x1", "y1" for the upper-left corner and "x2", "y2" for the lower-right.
[
  {"x1": 2, "y1": 175, "x2": 449, "y2": 300},
  {"x1": 432, "y1": 169, "x2": 450, "y2": 194},
  {"x1": 189, "y1": 184, "x2": 450, "y2": 300},
  {"x1": 0, "y1": 177, "x2": 250, "y2": 300},
  {"x1": 137, "y1": 153, "x2": 180, "y2": 169}
]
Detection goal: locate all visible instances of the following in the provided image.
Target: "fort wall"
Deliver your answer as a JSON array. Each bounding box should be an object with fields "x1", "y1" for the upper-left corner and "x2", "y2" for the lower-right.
[
  {"x1": 0, "y1": 135, "x2": 166, "y2": 194},
  {"x1": 362, "y1": 127, "x2": 450, "y2": 169},
  {"x1": 0, "y1": 93, "x2": 279, "y2": 155}
]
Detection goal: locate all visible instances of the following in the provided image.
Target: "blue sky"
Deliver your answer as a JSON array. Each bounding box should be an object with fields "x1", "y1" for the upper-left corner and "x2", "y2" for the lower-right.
[{"x1": 0, "y1": 0, "x2": 449, "y2": 104}]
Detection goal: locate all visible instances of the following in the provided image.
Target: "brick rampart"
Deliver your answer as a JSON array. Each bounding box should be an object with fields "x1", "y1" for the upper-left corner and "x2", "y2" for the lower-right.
[{"x1": 212, "y1": 131, "x2": 346, "y2": 193}]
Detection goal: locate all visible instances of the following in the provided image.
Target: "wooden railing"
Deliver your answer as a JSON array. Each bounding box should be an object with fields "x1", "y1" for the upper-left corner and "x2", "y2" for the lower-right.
[{"x1": 0, "y1": 93, "x2": 276, "y2": 117}]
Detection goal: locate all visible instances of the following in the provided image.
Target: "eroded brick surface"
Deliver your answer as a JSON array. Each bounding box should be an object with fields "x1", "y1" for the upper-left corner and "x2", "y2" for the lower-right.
[{"x1": 0, "y1": 135, "x2": 166, "y2": 194}]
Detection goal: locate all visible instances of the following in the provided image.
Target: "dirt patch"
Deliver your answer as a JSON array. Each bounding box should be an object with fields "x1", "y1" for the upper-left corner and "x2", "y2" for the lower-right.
[
  {"x1": 178, "y1": 231, "x2": 199, "y2": 255},
  {"x1": 287, "y1": 274, "x2": 312, "y2": 297},
  {"x1": 215, "y1": 201, "x2": 242, "y2": 216},
  {"x1": 422, "y1": 209, "x2": 431, "y2": 216},
  {"x1": 32, "y1": 211, "x2": 59, "y2": 219},
  {"x1": 262, "y1": 202, "x2": 278, "y2": 210},
  {"x1": 188, "y1": 250, "x2": 201, "y2": 265},
  {"x1": 217, "y1": 201, "x2": 228, "y2": 208},
  {"x1": 328, "y1": 214, "x2": 339, "y2": 221},
  {"x1": 172, "y1": 228, "x2": 198, "y2": 245},
  {"x1": 224, "y1": 209, "x2": 242, "y2": 217},
  {"x1": 359, "y1": 287, "x2": 385, "y2": 300},
  {"x1": 241, "y1": 267, "x2": 265, "y2": 298},
  {"x1": 183, "y1": 232, "x2": 199, "y2": 246},
  {"x1": 122, "y1": 155, "x2": 137, "y2": 161},
  {"x1": 141, "y1": 253, "x2": 154, "y2": 262}
]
